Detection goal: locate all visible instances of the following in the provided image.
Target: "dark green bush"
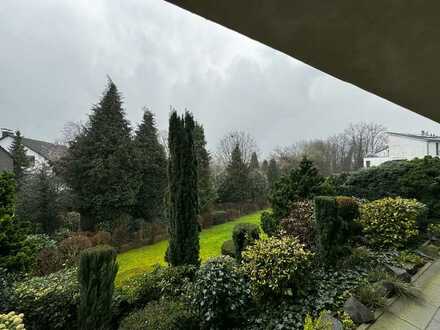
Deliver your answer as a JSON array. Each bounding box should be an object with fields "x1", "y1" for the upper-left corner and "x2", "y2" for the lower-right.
[
  {"x1": 270, "y1": 157, "x2": 324, "y2": 219},
  {"x1": 260, "y1": 211, "x2": 279, "y2": 236},
  {"x1": 342, "y1": 157, "x2": 440, "y2": 220},
  {"x1": 190, "y1": 256, "x2": 251, "y2": 329},
  {"x1": 221, "y1": 239, "x2": 235, "y2": 258},
  {"x1": 314, "y1": 196, "x2": 358, "y2": 265},
  {"x1": 0, "y1": 172, "x2": 15, "y2": 218},
  {"x1": 118, "y1": 299, "x2": 198, "y2": 330},
  {"x1": 78, "y1": 245, "x2": 118, "y2": 330},
  {"x1": 232, "y1": 223, "x2": 260, "y2": 259},
  {"x1": 211, "y1": 210, "x2": 228, "y2": 225},
  {"x1": 10, "y1": 268, "x2": 79, "y2": 329}
]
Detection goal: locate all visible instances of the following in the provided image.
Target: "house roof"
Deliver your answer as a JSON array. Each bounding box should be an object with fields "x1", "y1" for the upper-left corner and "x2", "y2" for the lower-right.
[
  {"x1": 387, "y1": 132, "x2": 440, "y2": 142},
  {"x1": 0, "y1": 135, "x2": 67, "y2": 161}
]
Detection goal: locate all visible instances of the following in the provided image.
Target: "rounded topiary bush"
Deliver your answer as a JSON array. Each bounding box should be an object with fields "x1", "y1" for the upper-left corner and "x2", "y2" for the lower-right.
[
  {"x1": 221, "y1": 240, "x2": 235, "y2": 258},
  {"x1": 241, "y1": 236, "x2": 313, "y2": 298},
  {"x1": 359, "y1": 197, "x2": 426, "y2": 249},
  {"x1": 191, "y1": 256, "x2": 251, "y2": 329},
  {"x1": 260, "y1": 211, "x2": 279, "y2": 236}
]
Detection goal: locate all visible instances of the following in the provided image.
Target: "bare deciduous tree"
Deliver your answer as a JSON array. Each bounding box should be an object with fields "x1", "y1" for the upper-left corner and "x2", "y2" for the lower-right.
[{"x1": 217, "y1": 131, "x2": 258, "y2": 166}]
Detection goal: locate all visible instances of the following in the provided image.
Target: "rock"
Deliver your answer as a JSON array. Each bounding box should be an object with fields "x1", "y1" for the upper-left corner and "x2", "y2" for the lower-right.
[
  {"x1": 343, "y1": 296, "x2": 374, "y2": 324},
  {"x1": 324, "y1": 315, "x2": 343, "y2": 330},
  {"x1": 381, "y1": 281, "x2": 396, "y2": 297},
  {"x1": 401, "y1": 262, "x2": 418, "y2": 275},
  {"x1": 385, "y1": 264, "x2": 411, "y2": 282}
]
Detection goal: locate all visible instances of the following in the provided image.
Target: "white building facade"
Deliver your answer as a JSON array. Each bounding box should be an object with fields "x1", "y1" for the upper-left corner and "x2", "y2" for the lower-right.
[{"x1": 364, "y1": 132, "x2": 440, "y2": 168}]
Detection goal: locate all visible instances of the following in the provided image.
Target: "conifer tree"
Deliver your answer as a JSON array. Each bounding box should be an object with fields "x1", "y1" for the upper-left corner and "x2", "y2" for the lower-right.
[
  {"x1": 267, "y1": 158, "x2": 280, "y2": 187},
  {"x1": 166, "y1": 111, "x2": 200, "y2": 266},
  {"x1": 218, "y1": 144, "x2": 250, "y2": 203},
  {"x1": 78, "y1": 245, "x2": 118, "y2": 330},
  {"x1": 133, "y1": 110, "x2": 167, "y2": 222},
  {"x1": 261, "y1": 159, "x2": 269, "y2": 174},
  {"x1": 193, "y1": 123, "x2": 215, "y2": 213},
  {"x1": 250, "y1": 152, "x2": 259, "y2": 170},
  {"x1": 9, "y1": 131, "x2": 30, "y2": 182},
  {"x1": 60, "y1": 80, "x2": 140, "y2": 230}
]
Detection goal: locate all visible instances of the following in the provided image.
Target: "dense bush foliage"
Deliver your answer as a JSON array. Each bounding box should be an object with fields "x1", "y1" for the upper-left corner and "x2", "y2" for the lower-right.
[
  {"x1": 280, "y1": 200, "x2": 315, "y2": 248},
  {"x1": 0, "y1": 311, "x2": 25, "y2": 330},
  {"x1": 241, "y1": 236, "x2": 313, "y2": 298},
  {"x1": 232, "y1": 223, "x2": 260, "y2": 259},
  {"x1": 303, "y1": 311, "x2": 332, "y2": 330},
  {"x1": 270, "y1": 157, "x2": 324, "y2": 219},
  {"x1": 10, "y1": 268, "x2": 79, "y2": 329},
  {"x1": 260, "y1": 211, "x2": 279, "y2": 236},
  {"x1": 359, "y1": 197, "x2": 425, "y2": 248},
  {"x1": 221, "y1": 239, "x2": 235, "y2": 258},
  {"x1": 428, "y1": 223, "x2": 440, "y2": 239},
  {"x1": 78, "y1": 245, "x2": 118, "y2": 330},
  {"x1": 341, "y1": 157, "x2": 440, "y2": 219},
  {"x1": 0, "y1": 173, "x2": 15, "y2": 218},
  {"x1": 190, "y1": 256, "x2": 251, "y2": 328},
  {"x1": 125, "y1": 265, "x2": 196, "y2": 308},
  {"x1": 118, "y1": 299, "x2": 198, "y2": 330},
  {"x1": 314, "y1": 196, "x2": 359, "y2": 265}
]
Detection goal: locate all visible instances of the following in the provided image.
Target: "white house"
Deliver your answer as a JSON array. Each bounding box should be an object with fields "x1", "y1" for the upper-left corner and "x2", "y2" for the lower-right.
[
  {"x1": 364, "y1": 131, "x2": 440, "y2": 168},
  {"x1": 0, "y1": 129, "x2": 66, "y2": 172}
]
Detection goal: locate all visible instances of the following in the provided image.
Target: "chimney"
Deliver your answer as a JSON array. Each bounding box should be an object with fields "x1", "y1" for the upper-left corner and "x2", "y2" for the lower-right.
[{"x1": 1, "y1": 128, "x2": 14, "y2": 139}]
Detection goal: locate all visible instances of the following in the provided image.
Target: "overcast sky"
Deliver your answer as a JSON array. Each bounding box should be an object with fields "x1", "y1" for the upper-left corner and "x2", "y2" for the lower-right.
[{"x1": 1, "y1": 0, "x2": 440, "y2": 157}]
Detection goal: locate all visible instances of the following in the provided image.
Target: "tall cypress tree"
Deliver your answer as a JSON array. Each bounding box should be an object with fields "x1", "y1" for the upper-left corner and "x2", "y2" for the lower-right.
[
  {"x1": 9, "y1": 131, "x2": 30, "y2": 182},
  {"x1": 166, "y1": 111, "x2": 200, "y2": 266},
  {"x1": 193, "y1": 123, "x2": 214, "y2": 213},
  {"x1": 133, "y1": 110, "x2": 167, "y2": 222},
  {"x1": 250, "y1": 152, "x2": 259, "y2": 170},
  {"x1": 60, "y1": 80, "x2": 140, "y2": 230}
]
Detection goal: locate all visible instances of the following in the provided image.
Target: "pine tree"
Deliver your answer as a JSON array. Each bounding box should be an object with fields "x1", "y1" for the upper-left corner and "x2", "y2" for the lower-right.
[
  {"x1": 78, "y1": 245, "x2": 118, "y2": 330},
  {"x1": 218, "y1": 144, "x2": 250, "y2": 203},
  {"x1": 261, "y1": 159, "x2": 269, "y2": 174},
  {"x1": 193, "y1": 123, "x2": 215, "y2": 213},
  {"x1": 166, "y1": 111, "x2": 200, "y2": 266},
  {"x1": 250, "y1": 152, "x2": 259, "y2": 170},
  {"x1": 267, "y1": 158, "x2": 280, "y2": 187},
  {"x1": 9, "y1": 131, "x2": 30, "y2": 182},
  {"x1": 133, "y1": 110, "x2": 167, "y2": 222},
  {"x1": 60, "y1": 80, "x2": 140, "y2": 230}
]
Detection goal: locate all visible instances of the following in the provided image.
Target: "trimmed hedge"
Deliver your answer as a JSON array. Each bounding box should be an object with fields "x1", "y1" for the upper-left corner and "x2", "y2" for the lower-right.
[{"x1": 314, "y1": 196, "x2": 359, "y2": 264}]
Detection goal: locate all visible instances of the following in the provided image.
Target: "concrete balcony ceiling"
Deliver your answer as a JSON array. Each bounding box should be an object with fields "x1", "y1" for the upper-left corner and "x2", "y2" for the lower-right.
[{"x1": 165, "y1": 0, "x2": 440, "y2": 122}]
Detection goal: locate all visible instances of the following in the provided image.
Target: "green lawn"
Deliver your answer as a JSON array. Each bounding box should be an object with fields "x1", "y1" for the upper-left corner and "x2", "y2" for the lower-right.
[{"x1": 116, "y1": 210, "x2": 264, "y2": 286}]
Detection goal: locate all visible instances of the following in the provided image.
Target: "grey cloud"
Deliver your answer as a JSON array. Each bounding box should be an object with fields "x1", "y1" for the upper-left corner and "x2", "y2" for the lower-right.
[{"x1": 1, "y1": 0, "x2": 439, "y2": 157}]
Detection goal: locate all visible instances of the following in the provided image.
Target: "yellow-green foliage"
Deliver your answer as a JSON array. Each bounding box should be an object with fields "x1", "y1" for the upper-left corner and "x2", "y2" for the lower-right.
[
  {"x1": 359, "y1": 197, "x2": 424, "y2": 248},
  {"x1": 303, "y1": 311, "x2": 332, "y2": 330},
  {"x1": 337, "y1": 311, "x2": 356, "y2": 330},
  {"x1": 241, "y1": 236, "x2": 313, "y2": 297},
  {"x1": 428, "y1": 223, "x2": 440, "y2": 238},
  {"x1": 0, "y1": 311, "x2": 25, "y2": 330}
]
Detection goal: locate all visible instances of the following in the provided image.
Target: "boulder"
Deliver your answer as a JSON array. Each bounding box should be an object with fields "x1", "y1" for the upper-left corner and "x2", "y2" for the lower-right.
[
  {"x1": 323, "y1": 315, "x2": 343, "y2": 330},
  {"x1": 385, "y1": 264, "x2": 411, "y2": 282},
  {"x1": 343, "y1": 296, "x2": 374, "y2": 324}
]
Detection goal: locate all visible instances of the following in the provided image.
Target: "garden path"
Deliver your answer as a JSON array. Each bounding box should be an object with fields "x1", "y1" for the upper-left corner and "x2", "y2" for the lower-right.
[{"x1": 366, "y1": 259, "x2": 440, "y2": 330}]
